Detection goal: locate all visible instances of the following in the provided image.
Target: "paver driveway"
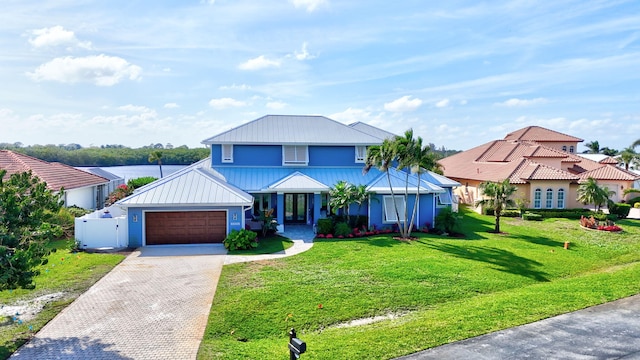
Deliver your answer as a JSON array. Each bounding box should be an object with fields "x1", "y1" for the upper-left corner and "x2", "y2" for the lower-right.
[{"x1": 11, "y1": 245, "x2": 226, "y2": 360}]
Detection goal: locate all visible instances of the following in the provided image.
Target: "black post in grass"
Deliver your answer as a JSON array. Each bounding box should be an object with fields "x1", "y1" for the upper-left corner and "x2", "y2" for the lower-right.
[{"x1": 288, "y1": 328, "x2": 307, "y2": 359}]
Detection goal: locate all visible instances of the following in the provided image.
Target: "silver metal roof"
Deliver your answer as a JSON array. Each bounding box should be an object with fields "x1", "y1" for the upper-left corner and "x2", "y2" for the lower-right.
[
  {"x1": 201, "y1": 115, "x2": 385, "y2": 145},
  {"x1": 348, "y1": 121, "x2": 397, "y2": 140},
  {"x1": 366, "y1": 168, "x2": 446, "y2": 193},
  {"x1": 117, "y1": 164, "x2": 252, "y2": 207},
  {"x1": 268, "y1": 171, "x2": 330, "y2": 192}
]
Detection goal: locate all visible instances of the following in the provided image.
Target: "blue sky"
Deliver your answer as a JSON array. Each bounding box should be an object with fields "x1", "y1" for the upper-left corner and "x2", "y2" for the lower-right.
[{"x1": 2, "y1": 0, "x2": 639, "y2": 152}]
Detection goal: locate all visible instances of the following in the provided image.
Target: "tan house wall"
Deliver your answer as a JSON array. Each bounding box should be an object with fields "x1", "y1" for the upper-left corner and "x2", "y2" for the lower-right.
[{"x1": 540, "y1": 141, "x2": 579, "y2": 153}]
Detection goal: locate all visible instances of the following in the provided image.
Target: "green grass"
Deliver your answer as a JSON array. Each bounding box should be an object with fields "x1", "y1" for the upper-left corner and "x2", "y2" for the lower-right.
[
  {"x1": 0, "y1": 240, "x2": 125, "y2": 359},
  {"x1": 198, "y1": 207, "x2": 640, "y2": 359},
  {"x1": 227, "y1": 235, "x2": 294, "y2": 255}
]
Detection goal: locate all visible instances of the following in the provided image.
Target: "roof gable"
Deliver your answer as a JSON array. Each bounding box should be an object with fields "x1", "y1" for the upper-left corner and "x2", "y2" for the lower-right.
[
  {"x1": 578, "y1": 165, "x2": 640, "y2": 182},
  {"x1": 348, "y1": 121, "x2": 397, "y2": 140},
  {"x1": 0, "y1": 150, "x2": 108, "y2": 190},
  {"x1": 201, "y1": 115, "x2": 384, "y2": 145},
  {"x1": 366, "y1": 169, "x2": 445, "y2": 193},
  {"x1": 504, "y1": 126, "x2": 583, "y2": 143},
  {"x1": 268, "y1": 171, "x2": 329, "y2": 191}
]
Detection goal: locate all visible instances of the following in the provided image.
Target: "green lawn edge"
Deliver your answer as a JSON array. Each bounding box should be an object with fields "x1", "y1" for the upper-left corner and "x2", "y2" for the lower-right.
[
  {"x1": 199, "y1": 262, "x2": 640, "y2": 359},
  {"x1": 227, "y1": 235, "x2": 294, "y2": 255}
]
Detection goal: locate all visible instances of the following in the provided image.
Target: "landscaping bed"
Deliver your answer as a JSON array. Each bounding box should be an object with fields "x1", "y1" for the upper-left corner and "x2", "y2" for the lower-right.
[{"x1": 198, "y1": 208, "x2": 640, "y2": 359}]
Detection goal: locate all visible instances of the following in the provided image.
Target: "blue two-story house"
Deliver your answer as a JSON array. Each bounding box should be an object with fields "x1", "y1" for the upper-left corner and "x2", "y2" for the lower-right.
[{"x1": 119, "y1": 115, "x2": 459, "y2": 246}]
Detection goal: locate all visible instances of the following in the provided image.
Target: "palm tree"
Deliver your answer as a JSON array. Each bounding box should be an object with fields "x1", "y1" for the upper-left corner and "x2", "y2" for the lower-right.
[
  {"x1": 577, "y1": 177, "x2": 613, "y2": 211},
  {"x1": 364, "y1": 138, "x2": 403, "y2": 232},
  {"x1": 619, "y1": 147, "x2": 639, "y2": 171},
  {"x1": 475, "y1": 179, "x2": 517, "y2": 233},
  {"x1": 584, "y1": 140, "x2": 600, "y2": 154},
  {"x1": 329, "y1": 180, "x2": 355, "y2": 219},
  {"x1": 148, "y1": 150, "x2": 164, "y2": 178},
  {"x1": 633, "y1": 139, "x2": 640, "y2": 150}
]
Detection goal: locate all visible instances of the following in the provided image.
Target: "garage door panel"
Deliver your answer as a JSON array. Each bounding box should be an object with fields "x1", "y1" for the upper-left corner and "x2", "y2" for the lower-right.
[{"x1": 145, "y1": 211, "x2": 227, "y2": 245}]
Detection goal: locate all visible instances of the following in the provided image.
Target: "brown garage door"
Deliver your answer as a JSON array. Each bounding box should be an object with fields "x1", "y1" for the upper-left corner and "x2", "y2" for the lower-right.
[{"x1": 145, "y1": 211, "x2": 227, "y2": 245}]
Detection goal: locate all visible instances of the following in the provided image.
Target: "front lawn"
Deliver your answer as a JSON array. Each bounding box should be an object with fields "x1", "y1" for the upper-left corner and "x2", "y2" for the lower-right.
[
  {"x1": 227, "y1": 235, "x2": 294, "y2": 255},
  {"x1": 198, "y1": 207, "x2": 640, "y2": 359},
  {"x1": 0, "y1": 240, "x2": 125, "y2": 359}
]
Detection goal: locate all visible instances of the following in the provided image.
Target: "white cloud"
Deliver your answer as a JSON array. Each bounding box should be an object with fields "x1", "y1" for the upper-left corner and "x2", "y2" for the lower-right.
[
  {"x1": 28, "y1": 26, "x2": 92, "y2": 50},
  {"x1": 295, "y1": 42, "x2": 316, "y2": 61},
  {"x1": 118, "y1": 104, "x2": 152, "y2": 112},
  {"x1": 496, "y1": 97, "x2": 548, "y2": 107},
  {"x1": 200, "y1": 0, "x2": 215, "y2": 4},
  {"x1": 330, "y1": 107, "x2": 385, "y2": 125},
  {"x1": 266, "y1": 101, "x2": 287, "y2": 110},
  {"x1": 290, "y1": 0, "x2": 327, "y2": 12},
  {"x1": 219, "y1": 83, "x2": 252, "y2": 91},
  {"x1": 208, "y1": 97, "x2": 247, "y2": 109},
  {"x1": 238, "y1": 55, "x2": 280, "y2": 70},
  {"x1": 27, "y1": 55, "x2": 142, "y2": 86},
  {"x1": 164, "y1": 103, "x2": 180, "y2": 109},
  {"x1": 384, "y1": 96, "x2": 423, "y2": 112},
  {"x1": 435, "y1": 99, "x2": 450, "y2": 108}
]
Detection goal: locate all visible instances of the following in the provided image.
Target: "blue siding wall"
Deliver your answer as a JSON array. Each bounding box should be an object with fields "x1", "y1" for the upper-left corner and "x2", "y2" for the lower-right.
[
  {"x1": 419, "y1": 193, "x2": 435, "y2": 228},
  {"x1": 309, "y1": 146, "x2": 359, "y2": 166},
  {"x1": 211, "y1": 145, "x2": 281, "y2": 166},
  {"x1": 369, "y1": 194, "x2": 436, "y2": 230}
]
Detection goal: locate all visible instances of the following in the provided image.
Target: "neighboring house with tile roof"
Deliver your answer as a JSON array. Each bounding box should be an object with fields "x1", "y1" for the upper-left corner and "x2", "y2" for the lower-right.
[
  {"x1": 0, "y1": 150, "x2": 110, "y2": 209},
  {"x1": 439, "y1": 127, "x2": 640, "y2": 211},
  {"x1": 118, "y1": 115, "x2": 459, "y2": 247}
]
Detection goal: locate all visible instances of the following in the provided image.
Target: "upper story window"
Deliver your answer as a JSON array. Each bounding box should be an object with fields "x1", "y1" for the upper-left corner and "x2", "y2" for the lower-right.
[
  {"x1": 562, "y1": 145, "x2": 567, "y2": 152},
  {"x1": 355, "y1": 146, "x2": 367, "y2": 163},
  {"x1": 222, "y1": 144, "x2": 233, "y2": 163},
  {"x1": 283, "y1": 145, "x2": 308, "y2": 165},
  {"x1": 569, "y1": 145, "x2": 575, "y2": 153}
]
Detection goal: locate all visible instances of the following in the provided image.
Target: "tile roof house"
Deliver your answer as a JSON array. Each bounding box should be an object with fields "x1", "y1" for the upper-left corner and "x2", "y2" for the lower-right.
[
  {"x1": 439, "y1": 126, "x2": 640, "y2": 211},
  {"x1": 118, "y1": 115, "x2": 459, "y2": 246},
  {"x1": 0, "y1": 150, "x2": 110, "y2": 209}
]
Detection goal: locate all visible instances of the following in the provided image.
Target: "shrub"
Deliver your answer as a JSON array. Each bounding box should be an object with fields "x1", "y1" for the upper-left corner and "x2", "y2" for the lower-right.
[
  {"x1": 501, "y1": 209, "x2": 521, "y2": 217},
  {"x1": 482, "y1": 208, "x2": 495, "y2": 216},
  {"x1": 522, "y1": 212, "x2": 543, "y2": 221},
  {"x1": 628, "y1": 196, "x2": 640, "y2": 207},
  {"x1": 223, "y1": 229, "x2": 258, "y2": 251},
  {"x1": 608, "y1": 202, "x2": 631, "y2": 219},
  {"x1": 334, "y1": 222, "x2": 351, "y2": 237},
  {"x1": 317, "y1": 218, "x2": 334, "y2": 235},
  {"x1": 127, "y1": 176, "x2": 158, "y2": 189},
  {"x1": 434, "y1": 208, "x2": 459, "y2": 234},
  {"x1": 66, "y1": 205, "x2": 91, "y2": 217},
  {"x1": 635, "y1": 202, "x2": 640, "y2": 209}
]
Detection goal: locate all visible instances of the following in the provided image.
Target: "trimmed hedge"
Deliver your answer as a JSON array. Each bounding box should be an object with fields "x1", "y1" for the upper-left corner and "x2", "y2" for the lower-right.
[
  {"x1": 522, "y1": 212, "x2": 543, "y2": 221},
  {"x1": 608, "y1": 202, "x2": 631, "y2": 219},
  {"x1": 317, "y1": 218, "x2": 334, "y2": 235},
  {"x1": 501, "y1": 210, "x2": 521, "y2": 217}
]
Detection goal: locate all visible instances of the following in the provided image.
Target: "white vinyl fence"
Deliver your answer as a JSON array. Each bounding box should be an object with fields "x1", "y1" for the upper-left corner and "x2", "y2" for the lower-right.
[{"x1": 74, "y1": 206, "x2": 128, "y2": 249}]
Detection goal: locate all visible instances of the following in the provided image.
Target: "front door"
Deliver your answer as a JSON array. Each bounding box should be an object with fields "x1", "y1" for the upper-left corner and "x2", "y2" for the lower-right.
[{"x1": 285, "y1": 193, "x2": 307, "y2": 223}]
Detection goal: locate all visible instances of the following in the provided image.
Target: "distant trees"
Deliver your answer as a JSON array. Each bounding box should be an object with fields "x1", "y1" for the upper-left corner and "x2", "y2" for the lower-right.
[
  {"x1": 0, "y1": 143, "x2": 208, "y2": 167},
  {"x1": 582, "y1": 140, "x2": 618, "y2": 156}
]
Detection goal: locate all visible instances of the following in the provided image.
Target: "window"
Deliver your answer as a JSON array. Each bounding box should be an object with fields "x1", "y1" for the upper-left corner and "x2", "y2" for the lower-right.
[
  {"x1": 437, "y1": 191, "x2": 452, "y2": 207},
  {"x1": 221, "y1": 144, "x2": 233, "y2": 163},
  {"x1": 562, "y1": 145, "x2": 567, "y2": 152},
  {"x1": 557, "y1": 189, "x2": 565, "y2": 209},
  {"x1": 534, "y1": 188, "x2": 541, "y2": 209},
  {"x1": 569, "y1": 145, "x2": 574, "y2": 153},
  {"x1": 545, "y1": 188, "x2": 553, "y2": 208},
  {"x1": 253, "y1": 194, "x2": 271, "y2": 216},
  {"x1": 383, "y1": 195, "x2": 406, "y2": 222},
  {"x1": 283, "y1": 145, "x2": 308, "y2": 165},
  {"x1": 355, "y1": 146, "x2": 367, "y2": 163}
]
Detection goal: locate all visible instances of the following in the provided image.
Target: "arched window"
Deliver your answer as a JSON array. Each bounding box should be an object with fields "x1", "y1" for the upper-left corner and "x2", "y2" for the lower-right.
[
  {"x1": 569, "y1": 145, "x2": 575, "y2": 153},
  {"x1": 562, "y1": 145, "x2": 567, "y2": 152},
  {"x1": 534, "y1": 188, "x2": 542, "y2": 208},
  {"x1": 557, "y1": 189, "x2": 565, "y2": 209},
  {"x1": 546, "y1": 188, "x2": 553, "y2": 208}
]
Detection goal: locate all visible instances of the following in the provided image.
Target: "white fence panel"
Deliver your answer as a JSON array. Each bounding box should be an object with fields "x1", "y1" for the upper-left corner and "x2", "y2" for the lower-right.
[{"x1": 75, "y1": 216, "x2": 128, "y2": 249}]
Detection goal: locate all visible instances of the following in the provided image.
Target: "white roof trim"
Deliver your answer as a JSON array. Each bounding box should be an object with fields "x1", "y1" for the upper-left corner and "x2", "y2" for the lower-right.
[{"x1": 267, "y1": 171, "x2": 330, "y2": 191}]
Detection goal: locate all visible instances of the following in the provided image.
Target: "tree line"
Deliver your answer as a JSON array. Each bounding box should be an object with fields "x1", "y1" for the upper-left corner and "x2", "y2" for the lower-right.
[{"x1": 0, "y1": 143, "x2": 209, "y2": 167}]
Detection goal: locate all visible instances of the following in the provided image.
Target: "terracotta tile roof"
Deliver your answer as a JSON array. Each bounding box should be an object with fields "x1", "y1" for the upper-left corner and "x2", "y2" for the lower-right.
[
  {"x1": 511, "y1": 159, "x2": 580, "y2": 183},
  {"x1": 599, "y1": 156, "x2": 619, "y2": 164},
  {"x1": 0, "y1": 150, "x2": 108, "y2": 190},
  {"x1": 578, "y1": 165, "x2": 640, "y2": 182},
  {"x1": 504, "y1": 126, "x2": 583, "y2": 143}
]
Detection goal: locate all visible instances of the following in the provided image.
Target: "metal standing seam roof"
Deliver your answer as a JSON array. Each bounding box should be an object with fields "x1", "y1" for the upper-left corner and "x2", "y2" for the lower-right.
[
  {"x1": 366, "y1": 169, "x2": 445, "y2": 193},
  {"x1": 348, "y1": 121, "x2": 397, "y2": 140},
  {"x1": 81, "y1": 167, "x2": 124, "y2": 181},
  {"x1": 117, "y1": 166, "x2": 252, "y2": 207},
  {"x1": 201, "y1": 115, "x2": 384, "y2": 145},
  {"x1": 267, "y1": 171, "x2": 330, "y2": 192}
]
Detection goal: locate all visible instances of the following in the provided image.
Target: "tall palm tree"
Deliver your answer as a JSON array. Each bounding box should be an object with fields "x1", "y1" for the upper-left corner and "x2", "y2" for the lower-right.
[
  {"x1": 619, "y1": 147, "x2": 639, "y2": 171},
  {"x1": 577, "y1": 177, "x2": 613, "y2": 211},
  {"x1": 364, "y1": 138, "x2": 402, "y2": 233},
  {"x1": 584, "y1": 140, "x2": 600, "y2": 154},
  {"x1": 475, "y1": 179, "x2": 517, "y2": 233},
  {"x1": 633, "y1": 139, "x2": 640, "y2": 150},
  {"x1": 148, "y1": 150, "x2": 164, "y2": 178}
]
